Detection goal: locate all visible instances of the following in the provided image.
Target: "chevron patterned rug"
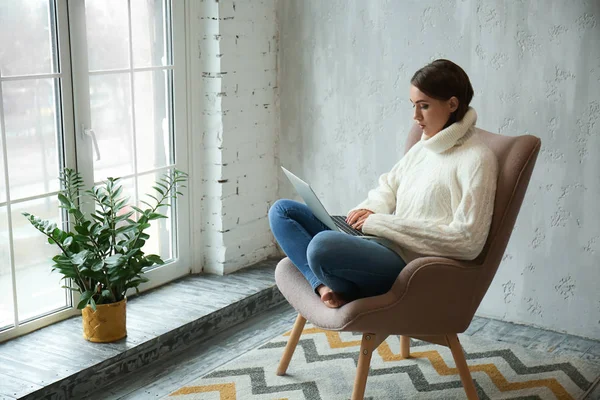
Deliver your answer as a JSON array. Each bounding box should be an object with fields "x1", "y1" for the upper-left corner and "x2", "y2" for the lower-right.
[{"x1": 166, "y1": 324, "x2": 600, "y2": 400}]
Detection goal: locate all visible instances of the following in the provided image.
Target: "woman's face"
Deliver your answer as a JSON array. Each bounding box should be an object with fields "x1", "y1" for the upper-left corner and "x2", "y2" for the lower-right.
[{"x1": 409, "y1": 85, "x2": 458, "y2": 137}]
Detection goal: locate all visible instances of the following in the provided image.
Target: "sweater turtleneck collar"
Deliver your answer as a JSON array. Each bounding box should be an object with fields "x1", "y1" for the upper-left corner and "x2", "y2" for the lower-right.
[{"x1": 421, "y1": 107, "x2": 477, "y2": 154}]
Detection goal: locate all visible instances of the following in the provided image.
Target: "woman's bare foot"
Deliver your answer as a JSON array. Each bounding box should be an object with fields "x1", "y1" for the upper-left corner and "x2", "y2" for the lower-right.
[{"x1": 316, "y1": 285, "x2": 347, "y2": 308}]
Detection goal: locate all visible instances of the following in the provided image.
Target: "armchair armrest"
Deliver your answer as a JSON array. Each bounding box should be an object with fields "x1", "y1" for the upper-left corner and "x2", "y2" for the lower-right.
[{"x1": 340, "y1": 256, "x2": 482, "y2": 335}]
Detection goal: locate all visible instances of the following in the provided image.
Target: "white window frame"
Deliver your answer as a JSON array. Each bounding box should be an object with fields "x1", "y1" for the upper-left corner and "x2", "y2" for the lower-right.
[{"x1": 0, "y1": 0, "x2": 191, "y2": 343}]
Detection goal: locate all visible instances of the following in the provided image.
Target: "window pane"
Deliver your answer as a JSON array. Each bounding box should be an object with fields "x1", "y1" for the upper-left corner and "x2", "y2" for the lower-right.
[
  {"x1": 2, "y1": 79, "x2": 61, "y2": 201},
  {"x1": 11, "y1": 197, "x2": 68, "y2": 322},
  {"x1": 85, "y1": 0, "x2": 130, "y2": 71},
  {"x1": 137, "y1": 171, "x2": 174, "y2": 264},
  {"x1": 134, "y1": 70, "x2": 172, "y2": 172},
  {"x1": 0, "y1": 206, "x2": 14, "y2": 330},
  {"x1": 131, "y1": 0, "x2": 168, "y2": 68},
  {"x1": 0, "y1": 129, "x2": 6, "y2": 204},
  {"x1": 90, "y1": 73, "x2": 134, "y2": 182},
  {"x1": 0, "y1": 0, "x2": 57, "y2": 77}
]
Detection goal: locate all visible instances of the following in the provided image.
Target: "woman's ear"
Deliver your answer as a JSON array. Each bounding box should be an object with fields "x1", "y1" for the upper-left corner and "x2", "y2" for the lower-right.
[{"x1": 448, "y1": 96, "x2": 459, "y2": 112}]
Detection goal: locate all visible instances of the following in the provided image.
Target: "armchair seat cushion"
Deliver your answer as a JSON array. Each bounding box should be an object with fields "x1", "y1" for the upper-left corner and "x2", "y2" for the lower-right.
[{"x1": 275, "y1": 257, "x2": 391, "y2": 331}]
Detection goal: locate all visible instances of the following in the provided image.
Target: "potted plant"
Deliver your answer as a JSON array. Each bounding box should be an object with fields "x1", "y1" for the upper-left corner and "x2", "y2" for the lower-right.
[{"x1": 23, "y1": 168, "x2": 188, "y2": 343}]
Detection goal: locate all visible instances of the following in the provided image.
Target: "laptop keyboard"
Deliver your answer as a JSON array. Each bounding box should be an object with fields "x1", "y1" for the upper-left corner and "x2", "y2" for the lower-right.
[{"x1": 331, "y1": 215, "x2": 364, "y2": 236}]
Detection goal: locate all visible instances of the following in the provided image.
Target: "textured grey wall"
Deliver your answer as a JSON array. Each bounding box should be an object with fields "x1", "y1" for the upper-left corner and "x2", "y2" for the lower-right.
[{"x1": 277, "y1": 0, "x2": 600, "y2": 339}]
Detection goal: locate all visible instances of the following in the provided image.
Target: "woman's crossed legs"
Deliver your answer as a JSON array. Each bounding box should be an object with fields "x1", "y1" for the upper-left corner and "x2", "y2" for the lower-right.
[{"x1": 268, "y1": 199, "x2": 406, "y2": 307}]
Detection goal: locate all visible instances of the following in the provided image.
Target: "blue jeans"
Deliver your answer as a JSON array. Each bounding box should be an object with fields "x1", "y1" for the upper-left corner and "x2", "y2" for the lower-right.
[{"x1": 268, "y1": 199, "x2": 407, "y2": 302}]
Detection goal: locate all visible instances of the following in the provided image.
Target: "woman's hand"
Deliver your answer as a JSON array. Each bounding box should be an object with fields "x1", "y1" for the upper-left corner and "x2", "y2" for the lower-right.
[{"x1": 346, "y1": 209, "x2": 374, "y2": 231}]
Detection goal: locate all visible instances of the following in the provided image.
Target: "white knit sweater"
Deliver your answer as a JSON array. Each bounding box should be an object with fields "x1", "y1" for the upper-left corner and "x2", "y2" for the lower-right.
[{"x1": 350, "y1": 108, "x2": 498, "y2": 262}]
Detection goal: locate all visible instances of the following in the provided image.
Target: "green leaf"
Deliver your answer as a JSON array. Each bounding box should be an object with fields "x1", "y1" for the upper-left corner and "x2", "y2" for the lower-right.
[
  {"x1": 152, "y1": 186, "x2": 165, "y2": 195},
  {"x1": 91, "y1": 223, "x2": 103, "y2": 236},
  {"x1": 57, "y1": 192, "x2": 72, "y2": 207},
  {"x1": 71, "y1": 250, "x2": 90, "y2": 266},
  {"x1": 63, "y1": 236, "x2": 73, "y2": 247},
  {"x1": 115, "y1": 224, "x2": 138, "y2": 235},
  {"x1": 115, "y1": 198, "x2": 130, "y2": 209},
  {"x1": 91, "y1": 213, "x2": 104, "y2": 222},
  {"x1": 125, "y1": 278, "x2": 147, "y2": 289},
  {"x1": 131, "y1": 205, "x2": 145, "y2": 214},
  {"x1": 145, "y1": 254, "x2": 164, "y2": 265},
  {"x1": 53, "y1": 254, "x2": 72, "y2": 265},
  {"x1": 147, "y1": 213, "x2": 167, "y2": 220},
  {"x1": 102, "y1": 289, "x2": 112, "y2": 298},
  {"x1": 123, "y1": 248, "x2": 139, "y2": 258},
  {"x1": 61, "y1": 285, "x2": 81, "y2": 293},
  {"x1": 114, "y1": 210, "x2": 135, "y2": 222},
  {"x1": 48, "y1": 237, "x2": 56, "y2": 245},
  {"x1": 140, "y1": 200, "x2": 154, "y2": 209},
  {"x1": 82, "y1": 270, "x2": 104, "y2": 282},
  {"x1": 113, "y1": 185, "x2": 123, "y2": 199},
  {"x1": 77, "y1": 290, "x2": 94, "y2": 309},
  {"x1": 74, "y1": 234, "x2": 89, "y2": 243},
  {"x1": 89, "y1": 297, "x2": 97, "y2": 311},
  {"x1": 105, "y1": 254, "x2": 124, "y2": 265},
  {"x1": 108, "y1": 273, "x2": 125, "y2": 282},
  {"x1": 157, "y1": 178, "x2": 169, "y2": 187},
  {"x1": 91, "y1": 260, "x2": 104, "y2": 271},
  {"x1": 98, "y1": 232, "x2": 112, "y2": 244},
  {"x1": 72, "y1": 209, "x2": 84, "y2": 221},
  {"x1": 74, "y1": 225, "x2": 89, "y2": 235}
]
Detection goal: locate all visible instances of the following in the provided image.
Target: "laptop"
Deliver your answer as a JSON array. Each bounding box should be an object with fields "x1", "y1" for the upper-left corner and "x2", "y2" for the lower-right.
[{"x1": 281, "y1": 166, "x2": 365, "y2": 236}]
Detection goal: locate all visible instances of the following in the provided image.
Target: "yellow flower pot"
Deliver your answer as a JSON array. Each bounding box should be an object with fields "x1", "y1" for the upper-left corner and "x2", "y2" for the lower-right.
[{"x1": 82, "y1": 298, "x2": 127, "y2": 343}]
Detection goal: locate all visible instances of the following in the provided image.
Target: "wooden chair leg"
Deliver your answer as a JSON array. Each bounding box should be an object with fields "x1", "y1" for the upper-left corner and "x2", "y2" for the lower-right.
[
  {"x1": 351, "y1": 333, "x2": 377, "y2": 400},
  {"x1": 447, "y1": 334, "x2": 479, "y2": 400},
  {"x1": 400, "y1": 335, "x2": 410, "y2": 358},
  {"x1": 276, "y1": 314, "x2": 307, "y2": 376}
]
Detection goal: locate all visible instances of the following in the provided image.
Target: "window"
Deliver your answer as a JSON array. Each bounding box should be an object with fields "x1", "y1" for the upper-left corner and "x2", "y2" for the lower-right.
[{"x1": 0, "y1": 0, "x2": 189, "y2": 342}]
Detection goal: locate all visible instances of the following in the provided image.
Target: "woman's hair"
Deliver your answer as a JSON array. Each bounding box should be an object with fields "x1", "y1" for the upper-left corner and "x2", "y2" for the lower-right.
[{"x1": 410, "y1": 59, "x2": 474, "y2": 127}]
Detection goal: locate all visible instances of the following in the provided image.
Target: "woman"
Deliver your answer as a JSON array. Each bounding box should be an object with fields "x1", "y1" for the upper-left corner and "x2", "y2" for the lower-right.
[{"x1": 269, "y1": 59, "x2": 498, "y2": 308}]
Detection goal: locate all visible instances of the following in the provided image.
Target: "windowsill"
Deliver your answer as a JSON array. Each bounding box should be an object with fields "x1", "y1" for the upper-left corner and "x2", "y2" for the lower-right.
[{"x1": 0, "y1": 257, "x2": 283, "y2": 400}]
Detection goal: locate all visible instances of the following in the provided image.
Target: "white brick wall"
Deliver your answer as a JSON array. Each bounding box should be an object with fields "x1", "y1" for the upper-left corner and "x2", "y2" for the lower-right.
[{"x1": 191, "y1": 0, "x2": 280, "y2": 275}]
